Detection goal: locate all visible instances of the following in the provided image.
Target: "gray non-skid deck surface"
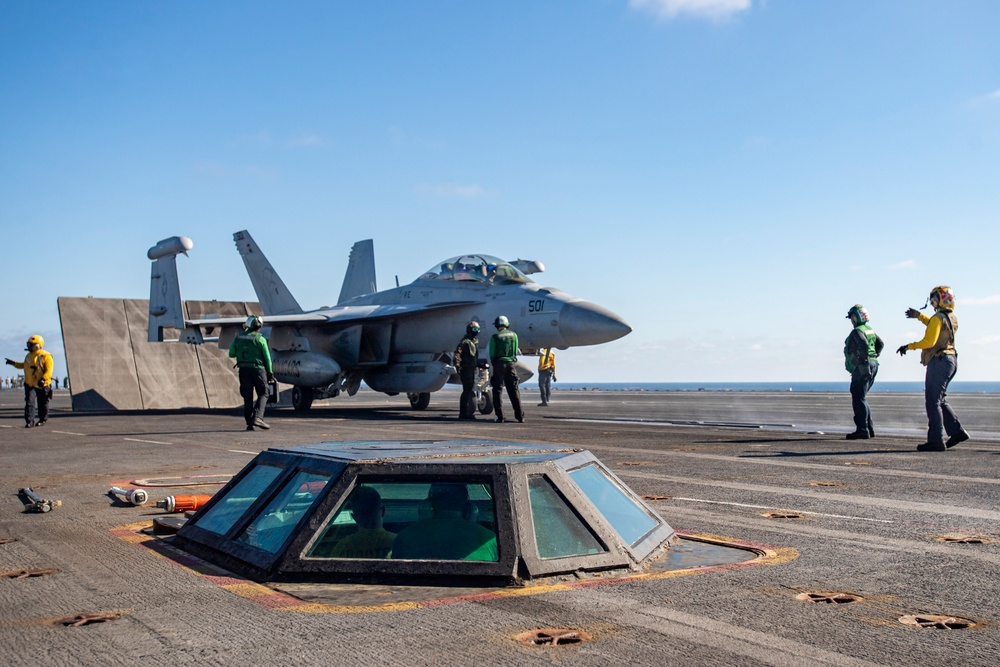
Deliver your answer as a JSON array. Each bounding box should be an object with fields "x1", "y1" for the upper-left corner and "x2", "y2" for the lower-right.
[{"x1": 1, "y1": 388, "x2": 998, "y2": 666}]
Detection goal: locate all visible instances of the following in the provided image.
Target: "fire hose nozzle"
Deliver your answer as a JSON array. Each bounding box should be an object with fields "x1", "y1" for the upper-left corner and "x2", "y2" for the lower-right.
[
  {"x1": 155, "y1": 494, "x2": 212, "y2": 513},
  {"x1": 110, "y1": 486, "x2": 149, "y2": 506},
  {"x1": 20, "y1": 487, "x2": 61, "y2": 513}
]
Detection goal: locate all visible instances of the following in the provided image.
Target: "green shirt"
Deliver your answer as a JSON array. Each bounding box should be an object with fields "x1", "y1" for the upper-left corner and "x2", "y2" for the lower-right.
[
  {"x1": 229, "y1": 331, "x2": 273, "y2": 372},
  {"x1": 488, "y1": 329, "x2": 518, "y2": 362},
  {"x1": 843, "y1": 324, "x2": 883, "y2": 373}
]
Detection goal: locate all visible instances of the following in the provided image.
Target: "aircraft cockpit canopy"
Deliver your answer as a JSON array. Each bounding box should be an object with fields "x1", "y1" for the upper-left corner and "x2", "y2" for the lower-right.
[{"x1": 419, "y1": 255, "x2": 532, "y2": 285}]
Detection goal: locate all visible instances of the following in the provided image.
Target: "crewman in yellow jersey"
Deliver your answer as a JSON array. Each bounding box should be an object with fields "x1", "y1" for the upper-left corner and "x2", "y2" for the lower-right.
[
  {"x1": 537, "y1": 347, "x2": 556, "y2": 406},
  {"x1": 6, "y1": 334, "x2": 54, "y2": 427},
  {"x1": 897, "y1": 286, "x2": 969, "y2": 451}
]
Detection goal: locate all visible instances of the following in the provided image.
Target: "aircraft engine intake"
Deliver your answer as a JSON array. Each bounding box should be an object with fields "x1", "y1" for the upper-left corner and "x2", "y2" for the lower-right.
[
  {"x1": 363, "y1": 360, "x2": 453, "y2": 394},
  {"x1": 271, "y1": 351, "x2": 342, "y2": 388}
]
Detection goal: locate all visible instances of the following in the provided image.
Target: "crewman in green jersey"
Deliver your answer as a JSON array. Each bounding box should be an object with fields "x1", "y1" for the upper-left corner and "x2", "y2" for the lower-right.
[
  {"x1": 229, "y1": 315, "x2": 274, "y2": 431},
  {"x1": 844, "y1": 305, "x2": 884, "y2": 440}
]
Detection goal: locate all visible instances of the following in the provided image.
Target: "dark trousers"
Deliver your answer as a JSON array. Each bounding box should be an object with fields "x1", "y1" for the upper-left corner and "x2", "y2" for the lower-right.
[
  {"x1": 925, "y1": 354, "x2": 961, "y2": 445},
  {"x1": 491, "y1": 361, "x2": 522, "y2": 421},
  {"x1": 459, "y1": 367, "x2": 477, "y2": 417},
  {"x1": 239, "y1": 367, "x2": 268, "y2": 426},
  {"x1": 25, "y1": 385, "x2": 51, "y2": 425},
  {"x1": 849, "y1": 360, "x2": 878, "y2": 433}
]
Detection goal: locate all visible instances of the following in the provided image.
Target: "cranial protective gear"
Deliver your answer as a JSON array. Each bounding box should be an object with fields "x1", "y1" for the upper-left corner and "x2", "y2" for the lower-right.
[
  {"x1": 494, "y1": 315, "x2": 509, "y2": 329},
  {"x1": 929, "y1": 286, "x2": 955, "y2": 311},
  {"x1": 245, "y1": 315, "x2": 263, "y2": 331},
  {"x1": 846, "y1": 304, "x2": 869, "y2": 326},
  {"x1": 467, "y1": 321, "x2": 480, "y2": 335},
  {"x1": 26, "y1": 335, "x2": 44, "y2": 348}
]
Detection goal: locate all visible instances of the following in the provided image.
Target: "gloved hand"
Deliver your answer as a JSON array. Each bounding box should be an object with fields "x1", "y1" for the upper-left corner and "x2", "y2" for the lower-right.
[
  {"x1": 905, "y1": 308, "x2": 920, "y2": 319},
  {"x1": 896, "y1": 345, "x2": 908, "y2": 356},
  {"x1": 266, "y1": 373, "x2": 275, "y2": 383},
  {"x1": 553, "y1": 376, "x2": 557, "y2": 382},
  {"x1": 4, "y1": 358, "x2": 14, "y2": 366}
]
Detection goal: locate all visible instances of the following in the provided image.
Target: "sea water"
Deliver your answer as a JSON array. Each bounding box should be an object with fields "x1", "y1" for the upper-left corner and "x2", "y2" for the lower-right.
[{"x1": 553, "y1": 381, "x2": 1000, "y2": 394}]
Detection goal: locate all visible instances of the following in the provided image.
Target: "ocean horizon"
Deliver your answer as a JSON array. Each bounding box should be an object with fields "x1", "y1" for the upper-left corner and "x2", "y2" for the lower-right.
[{"x1": 548, "y1": 381, "x2": 1000, "y2": 394}]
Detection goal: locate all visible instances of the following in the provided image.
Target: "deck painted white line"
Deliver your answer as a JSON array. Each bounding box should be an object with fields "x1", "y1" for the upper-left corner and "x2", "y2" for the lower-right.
[
  {"x1": 669, "y1": 496, "x2": 894, "y2": 524},
  {"x1": 123, "y1": 437, "x2": 172, "y2": 445}
]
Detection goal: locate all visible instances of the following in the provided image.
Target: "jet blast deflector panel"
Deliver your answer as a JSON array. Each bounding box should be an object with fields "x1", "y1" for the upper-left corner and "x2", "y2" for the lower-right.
[{"x1": 174, "y1": 440, "x2": 677, "y2": 585}]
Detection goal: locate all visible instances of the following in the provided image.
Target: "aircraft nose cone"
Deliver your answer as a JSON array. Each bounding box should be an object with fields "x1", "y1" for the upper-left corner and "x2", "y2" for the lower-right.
[{"x1": 558, "y1": 301, "x2": 632, "y2": 346}]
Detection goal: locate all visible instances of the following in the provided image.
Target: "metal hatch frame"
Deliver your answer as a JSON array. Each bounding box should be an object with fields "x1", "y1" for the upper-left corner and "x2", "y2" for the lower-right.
[{"x1": 173, "y1": 440, "x2": 677, "y2": 584}]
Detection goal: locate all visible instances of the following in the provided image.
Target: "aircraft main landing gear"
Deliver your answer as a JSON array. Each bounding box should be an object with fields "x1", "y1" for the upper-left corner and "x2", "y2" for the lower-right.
[
  {"x1": 292, "y1": 386, "x2": 314, "y2": 412},
  {"x1": 407, "y1": 392, "x2": 431, "y2": 410}
]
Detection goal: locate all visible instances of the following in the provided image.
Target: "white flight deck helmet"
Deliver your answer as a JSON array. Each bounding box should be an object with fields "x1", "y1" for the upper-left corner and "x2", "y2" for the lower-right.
[
  {"x1": 245, "y1": 315, "x2": 263, "y2": 331},
  {"x1": 494, "y1": 315, "x2": 509, "y2": 329}
]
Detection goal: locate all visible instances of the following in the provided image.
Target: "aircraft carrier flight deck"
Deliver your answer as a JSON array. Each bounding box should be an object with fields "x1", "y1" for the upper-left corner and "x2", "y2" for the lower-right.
[{"x1": 2, "y1": 388, "x2": 999, "y2": 667}]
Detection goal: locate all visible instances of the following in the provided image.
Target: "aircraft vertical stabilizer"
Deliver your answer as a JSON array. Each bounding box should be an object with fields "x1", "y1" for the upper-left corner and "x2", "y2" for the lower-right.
[
  {"x1": 147, "y1": 236, "x2": 192, "y2": 342},
  {"x1": 233, "y1": 230, "x2": 303, "y2": 316},
  {"x1": 337, "y1": 239, "x2": 377, "y2": 304}
]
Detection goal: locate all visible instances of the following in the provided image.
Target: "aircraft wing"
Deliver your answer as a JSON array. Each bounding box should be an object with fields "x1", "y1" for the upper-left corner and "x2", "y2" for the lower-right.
[{"x1": 184, "y1": 301, "x2": 484, "y2": 329}]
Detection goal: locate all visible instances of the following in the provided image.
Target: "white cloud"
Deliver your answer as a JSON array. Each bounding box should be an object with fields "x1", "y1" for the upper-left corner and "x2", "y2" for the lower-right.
[
  {"x1": 232, "y1": 131, "x2": 328, "y2": 149},
  {"x1": 418, "y1": 183, "x2": 487, "y2": 199},
  {"x1": 968, "y1": 335, "x2": 1000, "y2": 346},
  {"x1": 964, "y1": 89, "x2": 1000, "y2": 108},
  {"x1": 629, "y1": 0, "x2": 751, "y2": 21},
  {"x1": 284, "y1": 134, "x2": 328, "y2": 148},
  {"x1": 889, "y1": 259, "x2": 917, "y2": 270},
  {"x1": 234, "y1": 131, "x2": 273, "y2": 146},
  {"x1": 960, "y1": 295, "x2": 1000, "y2": 306}
]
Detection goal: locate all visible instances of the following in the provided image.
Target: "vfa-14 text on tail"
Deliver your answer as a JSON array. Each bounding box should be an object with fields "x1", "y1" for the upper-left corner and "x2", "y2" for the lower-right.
[{"x1": 147, "y1": 231, "x2": 631, "y2": 413}]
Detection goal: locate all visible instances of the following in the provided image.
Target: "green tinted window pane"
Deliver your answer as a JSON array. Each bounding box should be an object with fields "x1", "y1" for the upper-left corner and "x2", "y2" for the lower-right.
[
  {"x1": 308, "y1": 483, "x2": 397, "y2": 559},
  {"x1": 528, "y1": 476, "x2": 605, "y2": 559},
  {"x1": 236, "y1": 471, "x2": 330, "y2": 553},
  {"x1": 569, "y1": 464, "x2": 658, "y2": 546},
  {"x1": 195, "y1": 464, "x2": 283, "y2": 535},
  {"x1": 310, "y1": 480, "x2": 498, "y2": 562}
]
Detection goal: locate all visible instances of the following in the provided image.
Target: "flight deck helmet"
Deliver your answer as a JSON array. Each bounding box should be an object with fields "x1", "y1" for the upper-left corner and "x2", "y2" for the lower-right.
[
  {"x1": 467, "y1": 321, "x2": 480, "y2": 336},
  {"x1": 494, "y1": 315, "x2": 509, "y2": 329},
  {"x1": 929, "y1": 286, "x2": 955, "y2": 311},
  {"x1": 244, "y1": 315, "x2": 263, "y2": 331},
  {"x1": 846, "y1": 305, "x2": 869, "y2": 327},
  {"x1": 26, "y1": 334, "x2": 44, "y2": 349}
]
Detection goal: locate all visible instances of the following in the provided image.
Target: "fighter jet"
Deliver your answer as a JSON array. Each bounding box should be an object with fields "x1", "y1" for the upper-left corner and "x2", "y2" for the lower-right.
[{"x1": 147, "y1": 231, "x2": 631, "y2": 413}]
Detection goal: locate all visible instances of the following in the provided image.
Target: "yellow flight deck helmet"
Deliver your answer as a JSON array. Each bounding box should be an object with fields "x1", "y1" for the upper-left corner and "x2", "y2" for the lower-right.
[
  {"x1": 26, "y1": 335, "x2": 44, "y2": 348},
  {"x1": 929, "y1": 286, "x2": 955, "y2": 311}
]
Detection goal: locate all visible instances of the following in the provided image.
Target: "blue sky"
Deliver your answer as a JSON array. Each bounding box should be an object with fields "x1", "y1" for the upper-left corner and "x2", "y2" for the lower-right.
[{"x1": 2, "y1": 0, "x2": 998, "y2": 383}]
